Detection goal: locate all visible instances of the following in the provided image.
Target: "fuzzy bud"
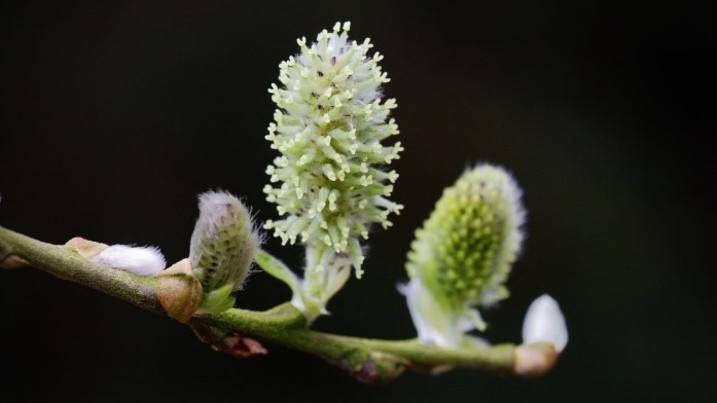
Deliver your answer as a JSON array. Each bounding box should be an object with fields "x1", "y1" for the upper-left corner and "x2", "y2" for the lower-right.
[
  {"x1": 91, "y1": 244, "x2": 167, "y2": 276},
  {"x1": 403, "y1": 163, "x2": 525, "y2": 347},
  {"x1": 190, "y1": 190, "x2": 261, "y2": 314}
]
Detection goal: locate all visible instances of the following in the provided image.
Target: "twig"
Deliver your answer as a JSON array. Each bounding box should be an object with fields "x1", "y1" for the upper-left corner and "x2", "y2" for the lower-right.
[{"x1": 0, "y1": 225, "x2": 557, "y2": 384}]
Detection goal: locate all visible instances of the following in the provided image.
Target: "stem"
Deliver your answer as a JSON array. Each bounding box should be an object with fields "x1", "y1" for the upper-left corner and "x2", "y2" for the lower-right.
[
  {"x1": 0, "y1": 226, "x2": 161, "y2": 313},
  {"x1": 0, "y1": 225, "x2": 557, "y2": 383},
  {"x1": 193, "y1": 303, "x2": 517, "y2": 382}
]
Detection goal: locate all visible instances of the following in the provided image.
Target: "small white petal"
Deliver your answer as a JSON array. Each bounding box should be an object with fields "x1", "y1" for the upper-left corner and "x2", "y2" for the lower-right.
[
  {"x1": 522, "y1": 294, "x2": 569, "y2": 353},
  {"x1": 91, "y1": 244, "x2": 167, "y2": 277}
]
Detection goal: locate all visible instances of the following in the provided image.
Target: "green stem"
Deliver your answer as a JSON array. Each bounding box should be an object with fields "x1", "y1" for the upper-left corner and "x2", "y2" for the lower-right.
[
  {"x1": 0, "y1": 225, "x2": 554, "y2": 384},
  {"x1": 198, "y1": 304, "x2": 515, "y2": 380},
  {"x1": 0, "y1": 226, "x2": 161, "y2": 313}
]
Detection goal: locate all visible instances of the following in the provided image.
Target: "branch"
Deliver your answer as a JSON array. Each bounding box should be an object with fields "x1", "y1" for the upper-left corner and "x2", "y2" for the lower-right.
[
  {"x1": 0, "y1": 225, "x2": 558, "y2": 384},
  {"x1": 0, "y1": 225, "x2": 161, "y2": 312}
]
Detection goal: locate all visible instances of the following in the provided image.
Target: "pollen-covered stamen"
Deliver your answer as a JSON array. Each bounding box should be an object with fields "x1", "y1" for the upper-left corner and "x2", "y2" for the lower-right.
[{"x1": 265, "y1": 22, "x2": 402, "y2": 316}]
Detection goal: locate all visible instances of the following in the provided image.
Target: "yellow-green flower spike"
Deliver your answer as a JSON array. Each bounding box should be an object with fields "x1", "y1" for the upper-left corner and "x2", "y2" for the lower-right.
[
  {"x1": 263, "y1": 21, "x2": 403, "y2": 281},
  {"x1": 403, "y1": 164, "x2": 525, "y2": 347},
  {"x1": 190, "y1": 191, "x2": 261, "y2": 314}
]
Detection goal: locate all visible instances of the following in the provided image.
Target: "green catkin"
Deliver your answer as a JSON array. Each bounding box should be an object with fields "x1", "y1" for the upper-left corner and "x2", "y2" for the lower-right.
[{"x1": 403, "y1": 164, "x2": 525, "y2": 346}]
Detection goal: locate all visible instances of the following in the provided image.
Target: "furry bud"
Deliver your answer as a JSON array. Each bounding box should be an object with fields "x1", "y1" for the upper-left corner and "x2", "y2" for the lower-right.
[
  {"x1": 91, "y1": 244, "x2": 166, "y2": 276},
  {"x1": 403, "y1": 163, "x2": 525, "y2": 347},
  {"x1": 190, "y1": 190, "x2": 261, "y2": 314}
]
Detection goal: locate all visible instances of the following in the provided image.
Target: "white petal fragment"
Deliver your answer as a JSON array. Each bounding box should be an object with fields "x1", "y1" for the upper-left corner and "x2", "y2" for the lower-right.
[
  {"x1": 521, "y1": 294, "x2": 569, "y2": 353},
  {"x1": 91, "y1": 244, "x2": 167, "y2": 277}
]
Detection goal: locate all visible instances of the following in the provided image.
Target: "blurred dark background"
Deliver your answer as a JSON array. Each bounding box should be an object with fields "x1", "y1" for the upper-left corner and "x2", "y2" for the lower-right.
[{"x1": 1, "y1": 1, "x2": 715, "y2": 401}]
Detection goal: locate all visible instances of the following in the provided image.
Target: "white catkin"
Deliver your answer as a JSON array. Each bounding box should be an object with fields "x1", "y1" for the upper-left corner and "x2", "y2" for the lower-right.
[{"x1": 91, "y1": 244, "x2": 167, "y2": 276}]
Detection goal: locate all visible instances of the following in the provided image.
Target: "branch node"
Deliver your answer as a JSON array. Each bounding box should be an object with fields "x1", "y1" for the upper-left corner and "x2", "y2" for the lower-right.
[
  {"x1": 342, "y1": 351, "x2": 408, "y2": 385},
  {"x1": 0, "y1": 252, "x2": 29, "y2": 269},
  {"x1": 211, "y1": 333, "x2": 268, "y2": 358},
  {"x1": 156, "y1": 258, "x2": 203, "y2": 323},
  {"x1": 65, "y1": 237, "x2": 109, "y2": 258},
  {"x1": 513, "y1": 342, "x2": 559, "y2": 377}
]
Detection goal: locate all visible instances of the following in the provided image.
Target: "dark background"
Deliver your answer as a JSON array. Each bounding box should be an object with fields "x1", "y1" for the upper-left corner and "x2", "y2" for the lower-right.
[{"x1": 1, "y1": 1, "x2": 715, "y2": 401}]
